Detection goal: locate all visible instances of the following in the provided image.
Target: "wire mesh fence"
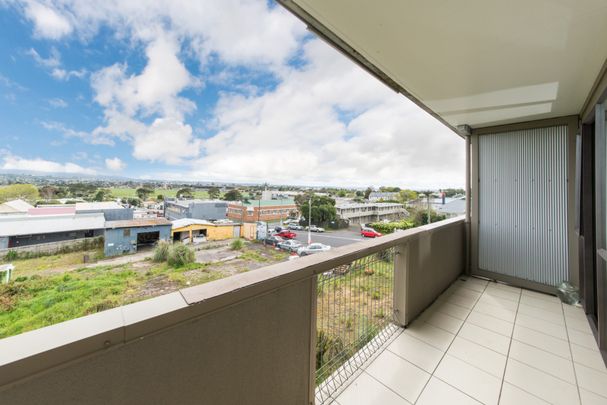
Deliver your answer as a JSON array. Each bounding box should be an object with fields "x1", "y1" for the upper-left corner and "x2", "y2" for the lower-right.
[{"x1": 315, "y1": 247, "x2": 398, "y2": 404}]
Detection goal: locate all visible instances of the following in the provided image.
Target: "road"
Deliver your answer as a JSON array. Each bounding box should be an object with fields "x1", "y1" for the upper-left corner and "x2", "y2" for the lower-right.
[{"x1": 291, "y1": 226, "x2": 365, "y2": 247}]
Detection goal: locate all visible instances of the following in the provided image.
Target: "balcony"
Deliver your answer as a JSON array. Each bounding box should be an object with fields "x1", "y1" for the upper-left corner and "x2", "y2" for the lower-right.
[{"x1": 2, "y1": 216, "x2": 603, "y2": 404}]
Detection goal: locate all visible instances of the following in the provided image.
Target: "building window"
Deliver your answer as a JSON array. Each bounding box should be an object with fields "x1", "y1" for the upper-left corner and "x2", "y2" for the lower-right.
[{"x1": 123, "y1": 229, "x2": 131, "y2": 237}]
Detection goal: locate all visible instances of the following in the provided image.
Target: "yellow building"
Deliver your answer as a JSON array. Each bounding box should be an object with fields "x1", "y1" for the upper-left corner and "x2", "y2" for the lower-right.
[{"x1": 171, "y1": 219, "x2": 241, "y2": 242}]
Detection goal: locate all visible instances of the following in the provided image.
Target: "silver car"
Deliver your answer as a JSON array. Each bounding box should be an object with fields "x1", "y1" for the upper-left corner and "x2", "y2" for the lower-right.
[
  {"x1": 277, "y1": 239, "x2": 303, "y2": 252},
  {"x1": 297, "y1": 243, "x2": 331, "y2": 256}
]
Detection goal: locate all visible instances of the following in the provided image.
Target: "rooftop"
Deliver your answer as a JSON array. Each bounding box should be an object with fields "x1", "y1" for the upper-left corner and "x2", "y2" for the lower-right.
[
  {"x1": 336, "y1": 202, "x2": 405, "y2": 209},
  {"x1": 104, "y1": 218, "x2": 172, "y2": 229},
  {"x1": 0, "y1": 199, "x2": 34, "y2": 214},
  {"x1": 167, "y1": 199, "x2": 227, "y2": 208},
  {"x1": 75, "y1": 202, "x2": 125, "y2": 211},
  {"x1": 235, "y1": 199, "x2": 296, "y2": 207},
  {"x1": 0, "y1": 213, "x2": 106, "y2": 237}
]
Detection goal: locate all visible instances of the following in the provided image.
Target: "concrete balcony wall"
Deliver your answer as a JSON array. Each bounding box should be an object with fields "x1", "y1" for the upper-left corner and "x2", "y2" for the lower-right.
[{"x1": 0, "y1": 217, "x2": 466, "y2": 405}]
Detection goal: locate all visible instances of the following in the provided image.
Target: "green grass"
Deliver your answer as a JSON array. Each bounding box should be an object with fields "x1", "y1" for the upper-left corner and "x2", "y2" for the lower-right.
[
  {"x1": 109, "y1": 187, "x2": 211, "y2": 199},
  {"x1": 1, "y1": 249, "x2": 104, "y2": 277}
]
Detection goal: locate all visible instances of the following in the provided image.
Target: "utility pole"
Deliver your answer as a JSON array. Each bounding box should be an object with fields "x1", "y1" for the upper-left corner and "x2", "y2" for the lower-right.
[{"x1": 307, "y1": 196, "x2": 312, "y2": 245}]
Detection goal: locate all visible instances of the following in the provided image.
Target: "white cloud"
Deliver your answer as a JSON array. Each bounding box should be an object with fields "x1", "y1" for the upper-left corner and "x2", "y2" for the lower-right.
[
  {"x1": 26, "y1": 47, "x2": 86, "y2": 81},
  {"x1": 105, "y1": 157, "x2": 126, "y2": 171},
  {"x1": 1, "y1": 153, "x2": 96, "y2": 175},
  {"x1": 51, "y1": 67, "x2": 86, "y2": 80},
  {"x1": 23, "y1": 1, "x2": 73, "y2": 39},
  {"x1": 48, "y1": 97, "x2": 67, "y2": 108},
  {"x1": 42, "y1": 120, "x2": 113, "y2": 145}
]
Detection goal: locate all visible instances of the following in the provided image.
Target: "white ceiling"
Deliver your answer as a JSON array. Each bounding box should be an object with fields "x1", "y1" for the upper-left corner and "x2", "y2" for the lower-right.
[{"x1": 282, "y1": 0, "x2": 607, "y2": 129}]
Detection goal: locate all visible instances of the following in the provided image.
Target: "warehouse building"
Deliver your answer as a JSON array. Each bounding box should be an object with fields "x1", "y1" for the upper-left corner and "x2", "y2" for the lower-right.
[
  {"x1": 75, "y1": 201, "x2": 133, "y2": 221},
  {"x1": 164, "y1": 199, "x2": 228, "y2": 221},
  {"x1": 171, "y1": 218, "x2": 241, "y2": 242},
  {"x1": 0, "y1": 199, "x2": 34, "y2": 216},
  {"x1": 0, "y1": 213, "x2": 105, "y2": 250},
  {"x1": 104, "y1": 218, "x2": 172, "y2": 257}
]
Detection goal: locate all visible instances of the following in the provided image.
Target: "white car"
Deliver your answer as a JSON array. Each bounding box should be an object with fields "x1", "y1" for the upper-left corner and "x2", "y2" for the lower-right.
[
  {"x1": 297, "y1": 243, "x2": 331, "y2": 256},
  {"x1": 277, "y1": 239, "x2": 303, "y2": 252},
  {"x1": 306, "y1": 225, "x2": 325, "y2": 232}
]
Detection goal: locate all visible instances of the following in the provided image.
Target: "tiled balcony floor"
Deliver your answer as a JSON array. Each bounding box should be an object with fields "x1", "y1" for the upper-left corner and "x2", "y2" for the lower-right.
[{"x1": 332, "y1": 276, "x2": 607, "y2": 405}]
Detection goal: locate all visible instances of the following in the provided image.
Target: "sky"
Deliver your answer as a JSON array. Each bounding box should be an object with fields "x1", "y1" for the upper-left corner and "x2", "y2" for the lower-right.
[{"x1": 0, "y1": 0, "x2": 464, "y2": 189}]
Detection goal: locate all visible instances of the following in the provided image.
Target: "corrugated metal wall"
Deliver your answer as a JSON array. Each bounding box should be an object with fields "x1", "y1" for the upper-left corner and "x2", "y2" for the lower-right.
[{"x1": 479, "y1": 125, "x2": 568, "y2": 286}]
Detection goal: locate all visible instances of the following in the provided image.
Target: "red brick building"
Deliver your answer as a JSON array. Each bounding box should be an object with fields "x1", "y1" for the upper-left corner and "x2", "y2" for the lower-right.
[{"x1": 227, "y1": 200, "x2": 298, "y2": 222}]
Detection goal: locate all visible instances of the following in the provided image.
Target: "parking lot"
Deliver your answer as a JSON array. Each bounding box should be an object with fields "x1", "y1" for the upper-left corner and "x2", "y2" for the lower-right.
[{"x1": 269, "y1": 223, "x2": 366, "y2": 248}]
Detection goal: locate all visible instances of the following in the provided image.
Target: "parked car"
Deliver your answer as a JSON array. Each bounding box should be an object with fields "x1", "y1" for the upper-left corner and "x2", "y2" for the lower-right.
[
  {"x1": 264, "y1": 235, "x2": 285, "y2": 246},
  {"x1": 277, "y1": 239, "x2": 303, "y2": 252},
  {"x1": 276, "y1": 230, "x2": 297, "y2": 239},
  {"x1": 288, "y1": 223, "x2": 304, "y2": 230},
  {"x1": 297, "y1": 243, "x2": 331, "y2": 256},
  {"x1": 361, "y1": 227, "x2": 383, "y2": 238},
  {"x1": 306, "y1": 225, "x2": 325, "y2": 232}
]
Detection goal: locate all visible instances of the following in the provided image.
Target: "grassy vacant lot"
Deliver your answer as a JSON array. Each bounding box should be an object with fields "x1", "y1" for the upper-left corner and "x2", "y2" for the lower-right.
[
  {"x1": 109, "y1": 187, "x2": 210, "y2": 199},
  {"x1": 0, "y1": 242, "x2": 287, "y2": 338}
]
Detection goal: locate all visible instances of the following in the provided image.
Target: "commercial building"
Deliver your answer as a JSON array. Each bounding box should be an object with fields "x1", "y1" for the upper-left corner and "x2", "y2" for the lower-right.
[
  {"x1": 164, "y1": 199, "x2": 228, "y2": 221},
  {"x1": 75, "y1": 201, "x2": 133, "y2": 221},
  {"x1": 227, "y1": 199, "x2": 298, "y2": 222},
  {"x1": 335, "y1": 202, "x2": 407, "y2": 224},
  {"x1": 171, "y1": 218, "x2": 241, "y2": 242},
  {"x1": 103, "y1": 218, "x2": 172, "y2": 257},
  {"x1": 0, "y1": 213, "x2": 105, "y2": 250}
]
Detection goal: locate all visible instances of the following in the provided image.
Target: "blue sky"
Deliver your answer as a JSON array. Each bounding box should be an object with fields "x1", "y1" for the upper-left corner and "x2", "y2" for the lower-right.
[{"x1": 0, "y1": 0, "x2": 464, "y2": 188}]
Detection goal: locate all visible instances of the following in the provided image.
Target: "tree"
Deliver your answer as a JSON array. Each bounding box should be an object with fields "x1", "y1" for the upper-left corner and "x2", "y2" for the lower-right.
[
  {"x1": 136, "y1": 187, "x2": 154, "y2": 201},
  {"x1": 355, "y1": 190, "x2": 364, "y2": 197},
  {"x1": 39, "y1": 185, "x2": 58, "y2": 199},
  {"x1": 399, "y1": 189, "x2": 418, "y2": 203},
  {"x1": 156, "y1": 194, "x2": 164, "y2": 201},
  {"x1": 300, "y1": 195, "x2": 337, "y2": 225},
  {"x1": 379, "y1": 186, "x2": 401, "y2": 192},
  {"x1": 337, "y1": 190, "x2": 347, "y2": 197},
  {"x1": 126, "y1": 197, "x2": 141, "y2": 207},
  {"x1": 93, "y1": 189, "x2": 111, "y2": 202},
  {"x1": 364, "y1": 187, "x2": 373, "y2": 199},
  {"x1": 0, "y1": 184, "x2": 39, "y2": 203},
  {"x1": 222, "y1": 189, "x2": 243, "y2": 201},
  {"x1": 208, "y1": 187, "x2": 220, "y2": 199},
  {"x1": 176, "y1": 188, "x2": 193, "y2": 199}
]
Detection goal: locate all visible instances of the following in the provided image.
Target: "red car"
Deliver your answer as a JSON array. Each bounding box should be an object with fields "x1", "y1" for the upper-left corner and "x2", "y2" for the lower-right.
[
  {"x1": 361, "y1": 228, "x2": 382, "y2": 238},
  {"x1": 276, "y1": 230, "x2": 297, "y2": 239}
]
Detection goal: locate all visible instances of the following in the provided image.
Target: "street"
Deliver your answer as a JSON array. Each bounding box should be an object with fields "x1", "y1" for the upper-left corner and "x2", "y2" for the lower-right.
[{"x1": 292, "y1": 226, "x2": 365, "y2": 247}]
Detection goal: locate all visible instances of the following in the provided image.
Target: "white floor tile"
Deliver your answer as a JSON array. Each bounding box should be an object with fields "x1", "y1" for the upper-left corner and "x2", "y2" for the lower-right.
[
  {"x1": 483, "y1": 287, "x2": 521, "y2": 303},
  {"x1": 478, "y1": 295, "x2": 519, "y2": 311},
  {"x1": 423, "y1": 311, "x2": 464, "y2": 334},
  {"x1": 365, "y1": 350, "x2": 430, "y2": 403},
  {"x1": 499, "y1": 382, "x2": 551, "y2": 405},
  {"x1": 387, "y1": 333, "x2": 444, "y2": 373},
  {"x1": 569, "y1": 329, "x2": 600, "y2": 351},
  {"x1": 404, "y1": 321, "x2": 455, "y2": 351},
  {"x1": 416, "y1": 376, "x2": 482, "y2": 405},
  {"x1": 451, "y1": 286, "x2": 483, "y2": 301},
  {"x1": 438, "y1": 293, "x2": 478, "y2": 310},
  {"x1": 486, "y1": 282, "x2": 521, "y2": 294},
  {"x1": 435, "y1": 354, "x2": 502, "y2": 405},
  {"x1": 579, "y1": 388, "x2": 607, "y2": 405},
  {"x1": 563, "y1": 304, "x2": 587, "y2": 320},
  {"x1": 473, "y1": 301, "x2": 517, "y2": 323},
  {"x1": 512, "y1": 325, "x2": 571, "y2": 359},
  {"x1": 521, "y1": 289, "x2": 561, "y2": 303},
  {"x1": 454, "y1": 278, "x2": 488, "y2": 293},
  {"x1": 517, "y1": 303, "x2": 565, "y2": 325},
  {"x1": 571, "y1": 343, "x2": 607, "y2": 373},
  {"x1": 519, "y1": 295, "x2": 564, "y2": 313},
  {"x1": 336, "y1": 372, "x2": 411, "y2": 405},
  {"x1": 504, "y1": 359, "x2": 580, "y2": 405},
  {"x1": 566, "y1": 317, "x2": 594, "y2": 335},
  {"x1": 467, "y1": 311, "x2": 514, "y2": 337},
  {"x1": 575, "y1": 362, "x2": 607, "y2": 398},
  {"x1": 459, "y1": 322, "x2": 511, "y2": 355},
  {"x1": 515, "y1": 312, "x2": 568, "y2": 340},
  {"x1": 508, "y1": 340, "x2": 576, "y2": 383},
  {"x1": 447, "y1": 336, "x2": 507, "y2": 377},
  {"x1": 432, "y1": 301, "x2": 471, "y2": 320}
]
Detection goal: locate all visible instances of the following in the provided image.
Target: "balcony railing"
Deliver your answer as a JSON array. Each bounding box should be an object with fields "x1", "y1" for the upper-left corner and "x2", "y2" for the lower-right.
[{"x1": 0, "y1": 217, "x2": 465, "y2": 405}]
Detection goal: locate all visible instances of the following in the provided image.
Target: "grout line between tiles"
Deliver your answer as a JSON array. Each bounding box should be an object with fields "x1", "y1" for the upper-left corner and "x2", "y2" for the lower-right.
[
  {"x1": 496, "y1": 284, "x2": 521, "y2": 405},
  {"x1": 412, "y1": 279, "x2": 489, "y2": 404},
  {"x1": 564, "y1": 302, "x2": 584, "y2": 405}
]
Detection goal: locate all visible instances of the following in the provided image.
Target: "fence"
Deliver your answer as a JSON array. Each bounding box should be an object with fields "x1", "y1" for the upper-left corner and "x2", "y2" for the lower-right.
[
  {"x1": 315, "y1": 247, "x2": 399, "y2": 404},
  {"x1": 0, "y1": 236, "x2": 103, "y2": 259}
]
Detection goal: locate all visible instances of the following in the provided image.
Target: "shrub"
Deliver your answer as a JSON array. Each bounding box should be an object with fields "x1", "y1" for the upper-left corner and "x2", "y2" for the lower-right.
[
  {"x1": 5, "y1": 250, "x2": 18, "y2": 261},
  {"x1": 153, "y1": 240, "x2": 171, "y2": 262},
  {"x1": 368, "y1": 220, "x2": 415, "y2": 234},
  {"x1": 230, "y1": 239, "x2": 244, "y2": 251},
  {"x1": 168, "y1": 244, "x2": 195, "y2": 267}
]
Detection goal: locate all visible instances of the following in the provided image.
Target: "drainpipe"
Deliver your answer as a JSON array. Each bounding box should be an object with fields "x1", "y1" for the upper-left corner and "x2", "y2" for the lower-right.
[{"x1": 459, "y1": 124, "x2": 472, "y2": 275}]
